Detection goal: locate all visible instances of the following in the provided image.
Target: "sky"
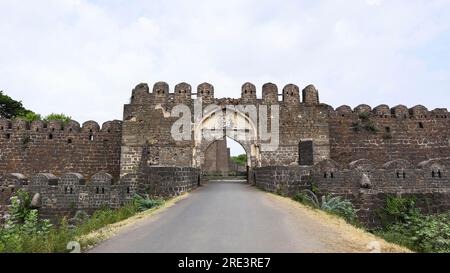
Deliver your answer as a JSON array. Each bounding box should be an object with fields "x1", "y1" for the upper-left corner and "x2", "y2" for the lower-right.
[{"x1": 1, "y1": 0, "x2": 450, "y2": 155}]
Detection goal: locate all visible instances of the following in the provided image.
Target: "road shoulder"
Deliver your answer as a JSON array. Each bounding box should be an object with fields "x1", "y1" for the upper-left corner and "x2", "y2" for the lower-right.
[
  {"x1": 264, "y1": 192, "x2": 411, "y2": 253},
  {"x1": 81, "y1": 192, "x2": 192, "y2": 252}
]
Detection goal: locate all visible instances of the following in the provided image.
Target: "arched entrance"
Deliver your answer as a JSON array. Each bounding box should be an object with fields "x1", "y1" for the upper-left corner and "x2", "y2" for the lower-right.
[
  {"x1": 203, "y1": 137, "x2": 248, "y2": 177},
  {"x1": 193, "y1": 107, "x2": 261, "y2": 181}
]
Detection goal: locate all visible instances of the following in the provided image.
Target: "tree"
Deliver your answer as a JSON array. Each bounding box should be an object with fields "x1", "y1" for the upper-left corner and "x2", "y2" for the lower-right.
[
  {"x1": 0, "y1": 91, "x2": 71, "y2": 123},
  {"x1": 21, "y1": 112, "x2": 42, "y2": 122},
  {"x1": 231, "y1": 154, "x2": 247, "y2": 166},
  {"x1": 0, "y1": 90, "x2": 34, "y2": 119},
  {"x1": 44, "y1": 113, "x2": 72, "y2": 124}
]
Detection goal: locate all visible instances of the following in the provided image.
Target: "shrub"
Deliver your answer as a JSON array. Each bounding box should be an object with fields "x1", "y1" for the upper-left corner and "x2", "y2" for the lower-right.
[
  {"x1": 376, "y1": 196, "x2": 450, "y2": 253},
  {"x1": 377, "y1": 195, "x2": 420, "y2": 226},
  {"x1": 358, "y1": 112, "x2": 370, "y2": 121},
  {"x1": 352, "y1": 113, "x2": 379, "y2": 134},
  {"x1": 0, "y1": 190, "x2": 54, "y2": 253},
  {"x1": 44, "y1": 113, "x2": 72, "y2": 125},
  {"x1": 8, "y1": 189, "x2": 33, "y2": 224},
  {"x1": 320, "y1": 195, "x2": 358, "y2": 223},
  {"x1": 18, "y1": 112, "x2": 42, "y2": 122},
  {"x1": 294, "y1": 190, "x2": 320, "y2": 208},
  {"x1": 0, "y1": 190, "x2": 165, "y2": 253},
  {"x1": 133, "y1": 194, "x2": 164, "y2": 212},
  {"x1": 364, "y1": 123, "x2": 379, "y2": 133},
  {"x1": 294, "y1": 190, "x2": 357, "y2": 223}
]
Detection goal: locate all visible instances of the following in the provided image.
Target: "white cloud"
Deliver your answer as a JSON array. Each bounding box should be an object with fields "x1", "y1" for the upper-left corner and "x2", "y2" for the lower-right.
[
  {"x1": 1, "y1": 0, "x2": 450, "y2": 126},
  {"x1": 367, "y1": 0, "x2": 382, "y2": 6}
]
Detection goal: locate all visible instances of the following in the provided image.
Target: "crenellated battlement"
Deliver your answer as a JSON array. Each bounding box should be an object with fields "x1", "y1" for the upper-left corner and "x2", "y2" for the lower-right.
[
  {"x1": 330, "y1": 104, "x2": 449, "y2": 119},
  {"x1": 0, "y1": 167, "x2": 200, "y2": 223},
  {"x1": 328, "y1": 103, "x2": 449, "y2": 166},
  {"x1": 0, "y1": 118, "x2": 122, "y2": 133},
  {"x1": 0, "y1": 118, "x2": 123, "y2": 178},
  {"x1": 128, "y1": 81, "x2": 321, "y2": 105},
  {"x1": 0, "y1": 171, "x2": 134, "y2": 222}
]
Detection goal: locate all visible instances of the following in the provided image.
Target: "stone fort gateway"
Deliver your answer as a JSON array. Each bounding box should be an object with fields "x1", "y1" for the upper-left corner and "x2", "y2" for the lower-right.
[{"x1": 1, "y1": 81, "x2": 450, "y2": 226}]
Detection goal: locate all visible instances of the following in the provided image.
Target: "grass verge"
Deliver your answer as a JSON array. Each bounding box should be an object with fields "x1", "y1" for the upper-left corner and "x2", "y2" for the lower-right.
[
  {"x1": 0, "y1": 190, "x2": 189, "y2": 253},
  {"x1": 79, "y1": 193, "x2": 189, "y2": 252},
  {"x1": 267, "y1": 192, "x2": 411, "y2": 253}
]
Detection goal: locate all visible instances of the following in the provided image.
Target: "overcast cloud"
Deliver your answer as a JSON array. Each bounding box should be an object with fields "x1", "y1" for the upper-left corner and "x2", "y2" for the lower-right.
[{"x1": 1, "y1": 0, "x2": 450, "y2": 127}]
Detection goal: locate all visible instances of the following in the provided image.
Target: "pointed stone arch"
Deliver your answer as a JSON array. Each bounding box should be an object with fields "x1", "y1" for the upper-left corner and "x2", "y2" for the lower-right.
[{"x1": 193, "y1": 107, "x2": 260, "y2": 170}]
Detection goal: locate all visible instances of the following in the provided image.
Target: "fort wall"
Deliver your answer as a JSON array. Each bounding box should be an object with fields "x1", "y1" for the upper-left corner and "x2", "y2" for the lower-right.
[
  {"x1": 254, "y1": 157, "x2": 450, "y2": 226},
  {"x1": 328, "y1": 105, "x2": 450, "y2": 165},
  {"x1": 0, "y1": 119, "x2": 123, "y2": 178},
  {"x1": 1, "y1": 81, "x2": 449, "y2": 227}
]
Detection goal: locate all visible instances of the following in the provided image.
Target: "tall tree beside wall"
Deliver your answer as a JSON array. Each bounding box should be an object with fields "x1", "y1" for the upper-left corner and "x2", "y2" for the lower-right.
[{"x1": 0, "y1": 90, "x2": 35, "y2": 119}]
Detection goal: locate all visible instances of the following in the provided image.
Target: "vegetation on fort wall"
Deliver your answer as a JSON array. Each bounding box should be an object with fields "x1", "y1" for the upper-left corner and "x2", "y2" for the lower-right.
[
  {"x1": 18, "y1": 113, "x2": 72, "y2": 124},
  {"x1": 375, "y1": 196, "x2": 450, "y2": 253},
  {"x1": 43, "y1": 113, "x2": 72, "y2": 124},
  {"x1": 0, "y1": 190, "x2": 163, "y2": 253},
  {"x1": 351, "y1": 113, "x2": 379, "y2": 134}
]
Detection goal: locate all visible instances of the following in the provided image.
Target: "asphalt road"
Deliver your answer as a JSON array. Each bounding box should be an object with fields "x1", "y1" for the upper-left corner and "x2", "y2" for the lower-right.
[{"x1": 90, "y1": 181, "x2": 356, "y2": 253}]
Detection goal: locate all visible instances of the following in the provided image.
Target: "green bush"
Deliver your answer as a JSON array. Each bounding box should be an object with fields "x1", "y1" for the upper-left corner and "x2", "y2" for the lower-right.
[
  {"x1": 18, "y1": 112, "x2": 42, "y2": 122},
  {"x1": 44, "y1": 113, "x2": 72, "y2": 125},
  {"x1": 133, "y1": 194, "x2": 164, "y2": 212},
  {"x1": 294, "y1": 190, "x2": 357, "y2": 223},
  {"x1": 321, "y1": 195, "x2": 357, "y2": 222},
  {"x1": 0, "y1": 190, "x2": 165, "y2": 253},
  {"x1": 376, "y1": 196, "x2": 450, "y2": 253},
  {"x1": 0, "y1": 190, "x2": 54, "y2": 253}
]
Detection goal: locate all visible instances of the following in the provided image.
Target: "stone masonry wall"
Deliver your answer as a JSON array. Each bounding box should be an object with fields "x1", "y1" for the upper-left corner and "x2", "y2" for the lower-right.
[
  {"x1": 328, "y1": 105, "x2": 450, "y2": 165},
  {"x1": 121, "y1": 82, "x2": 329, "y2": 177},
  {"x1": 0, "y1": 167, "x2": 200, "y2": 223},
  {"x1": 137, "y1": 166, "x2": 200, "y2": 198},
  {"x1": 254, "y1": 157, "x2": 450, "y2": 227},
  {"x1": 254, "y1": 166, "x2": 312, "y2": 196},
  {"x1": 0, "y1": 119, "x2": 123, "y2": 178}
]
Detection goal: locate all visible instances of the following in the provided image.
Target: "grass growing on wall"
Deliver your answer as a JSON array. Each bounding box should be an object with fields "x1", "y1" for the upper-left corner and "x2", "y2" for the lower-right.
[{"x1": 0, "y1": 190, "x2": 163, "y2": 253}]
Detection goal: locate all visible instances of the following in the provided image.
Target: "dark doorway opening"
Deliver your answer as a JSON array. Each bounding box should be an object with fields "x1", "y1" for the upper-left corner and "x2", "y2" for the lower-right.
[{"x1": 299, "y1": 140, "x2": 314, "y2": 166}]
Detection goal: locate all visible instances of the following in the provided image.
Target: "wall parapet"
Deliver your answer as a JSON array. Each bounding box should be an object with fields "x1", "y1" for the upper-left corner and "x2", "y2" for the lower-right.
[
  {"x1": 127, "y1": 81, "x2": 321, "y2": 105},
  {"x1": 0, "y1": 118, "x2": 123, "y2": 178},
  {"x1": 329, "y1": 104, "x2": 449, "y2": 119},
  {"x1": 254, "y1": 158, "x2": 450, "y2": 227},
  {"x1": 0, "y1": 167, "x2": 200, "y2": 223}
]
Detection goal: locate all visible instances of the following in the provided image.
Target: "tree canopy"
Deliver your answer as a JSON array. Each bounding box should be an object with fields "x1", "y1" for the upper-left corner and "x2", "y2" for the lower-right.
[
  {"x1": 0, "y1": 90, "x2": 34, "y2": 119},
  {"x1": 231, "y1": 154, "x2": 247, "y2": 166},
  {"x1": 0, "y1": 90, "x2": 71, "y2": 123}
]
